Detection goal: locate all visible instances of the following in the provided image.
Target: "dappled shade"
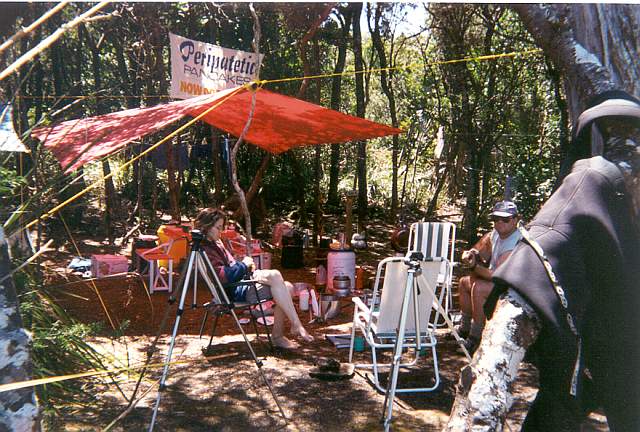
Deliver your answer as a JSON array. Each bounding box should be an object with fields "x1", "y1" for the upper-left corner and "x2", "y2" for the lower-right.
[{"x1": 31, "y1": 86, "x2": 402, "y2": 173}]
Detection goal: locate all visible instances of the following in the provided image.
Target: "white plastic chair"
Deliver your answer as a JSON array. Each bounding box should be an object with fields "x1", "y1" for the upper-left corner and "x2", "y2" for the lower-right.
[
  {"x1": 408, "y1": 222, "x2": 456, "y2": 325},
  {"x1": 136, "y1": 239, "x2": 175, "y2": 293},
  {"x1": 348, "y1": 256, "x2": 442, "y2": 393}
]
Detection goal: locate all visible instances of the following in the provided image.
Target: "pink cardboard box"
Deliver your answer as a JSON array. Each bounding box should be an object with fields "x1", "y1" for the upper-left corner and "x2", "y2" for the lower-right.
[{"x1": 91, "y1": 254, "x2": 129, "y2": 278}]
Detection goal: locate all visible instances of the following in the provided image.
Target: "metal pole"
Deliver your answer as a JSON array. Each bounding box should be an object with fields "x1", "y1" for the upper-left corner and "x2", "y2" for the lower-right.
[
  {"x1": 382, "y1": 255, "x2": 422, "y2": 431},
  {"x1": 148, "y1": 249, "x2": 197, "y2": 431}
]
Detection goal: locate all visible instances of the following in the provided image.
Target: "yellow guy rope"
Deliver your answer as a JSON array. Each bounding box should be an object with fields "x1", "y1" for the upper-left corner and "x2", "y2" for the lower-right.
[
  {"x1": 257, "y1": 48, "x2": 543, "y2": 85},
  {"x1": 59, "y1": 213, "x2": 117, "y2": 330},
  {"x1": 24, "y1": 84, "x2": 247, "y2": 231},
  {"x1": 14, "y1": 48, "x2": 543, "y2": 100},
  {"x1": 0, "y1": 352, "x2": 238, "y2": 393}
]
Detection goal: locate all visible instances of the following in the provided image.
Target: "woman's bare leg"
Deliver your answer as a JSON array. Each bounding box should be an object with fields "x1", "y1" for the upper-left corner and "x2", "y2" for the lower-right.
[
  {"x1": 271, "y1": 305, "x2": 299, "y2": 349},
  {"x1": 254, "y1": 269, "x2": 313, "y2": 342}
]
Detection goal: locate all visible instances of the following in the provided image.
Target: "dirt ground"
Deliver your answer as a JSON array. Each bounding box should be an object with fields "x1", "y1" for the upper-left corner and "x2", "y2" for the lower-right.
[{"x1": 39, "y1": 221, "x2": 609, "y2": 431}]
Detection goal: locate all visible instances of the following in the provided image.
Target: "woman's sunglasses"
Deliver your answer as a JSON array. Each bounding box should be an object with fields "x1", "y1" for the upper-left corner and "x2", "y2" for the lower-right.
[{"x1": 491, "y1": 216, "x2": 513, "y2": 223}]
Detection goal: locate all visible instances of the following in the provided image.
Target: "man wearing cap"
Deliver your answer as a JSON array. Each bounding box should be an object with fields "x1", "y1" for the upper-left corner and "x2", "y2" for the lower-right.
[{"x1": 456, "y1": 200, "x2": 522, "y2": 354}]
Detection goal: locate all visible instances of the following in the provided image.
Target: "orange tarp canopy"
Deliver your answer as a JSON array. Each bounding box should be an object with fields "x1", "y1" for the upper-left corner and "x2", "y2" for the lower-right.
[{"x1": 32, "y1": 86, "x2": 402, "y2": 173}]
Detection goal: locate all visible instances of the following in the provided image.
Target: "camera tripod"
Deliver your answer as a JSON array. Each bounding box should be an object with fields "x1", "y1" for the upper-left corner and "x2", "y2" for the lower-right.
[
  {"x1": 148, "y1": 230, "x2": 286, "y2": 431},
  {"x1": 381, "y1": 252, "x2": 472, "y2": 432}
]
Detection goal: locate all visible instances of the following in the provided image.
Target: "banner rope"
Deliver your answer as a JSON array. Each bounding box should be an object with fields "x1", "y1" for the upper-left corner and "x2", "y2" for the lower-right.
[{"x1": 13, "y1": 48, "x2": 543, "y2": 100}]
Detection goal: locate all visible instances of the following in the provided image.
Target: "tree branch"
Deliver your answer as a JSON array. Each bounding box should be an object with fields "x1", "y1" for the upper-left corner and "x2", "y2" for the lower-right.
[{"x1": 0, "y1": 1, "x2": 111, "y2": 81}]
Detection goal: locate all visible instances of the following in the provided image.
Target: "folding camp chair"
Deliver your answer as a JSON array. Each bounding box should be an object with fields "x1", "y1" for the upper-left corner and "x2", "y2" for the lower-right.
[
  {"x1": 348, "y1": 256, "x2": 442, "y2": 393},
  {"x1": 198, "y1": 275, "x2": 274, "y2": 352},
  {"x1": 408, "y1": 222, "x2": 457, "y2": 325}
]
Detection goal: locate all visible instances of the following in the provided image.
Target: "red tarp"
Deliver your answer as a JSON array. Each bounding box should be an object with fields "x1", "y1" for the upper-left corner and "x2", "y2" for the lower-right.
[{"x1": 32, "y1": 87, "x2": 402, "y2": 173}]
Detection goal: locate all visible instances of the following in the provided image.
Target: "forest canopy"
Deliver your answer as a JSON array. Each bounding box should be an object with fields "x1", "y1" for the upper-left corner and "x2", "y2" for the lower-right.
[{"x1": 1, "y1": 2, "x2": 565, "y2": 245}]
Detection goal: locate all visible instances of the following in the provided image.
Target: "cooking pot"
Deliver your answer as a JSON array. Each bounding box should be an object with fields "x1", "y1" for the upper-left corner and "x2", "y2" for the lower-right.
[{"x1": 332, "y1": 275, "x2": 351, "y2": 296}]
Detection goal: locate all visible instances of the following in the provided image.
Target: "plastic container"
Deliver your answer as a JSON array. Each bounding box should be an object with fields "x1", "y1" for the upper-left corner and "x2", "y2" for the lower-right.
[
  {"x1": 355, "y1": 266, "x2": 366, "y2": 290},
  {"x1": 157, "y1": 224, "x2": 191, "y2": 267},
  {"x1": 91, "y1": 255, "x2": 129, "y2": 278},
  {"x1": 299, "y1": 289, "x2": 309, "y2": 311},
  {"x1": 294, "y1": 282, "x2": 310, "y2": 295},
  {"x1": 315, "y1": 264, "x2": 327, "y2": 286},
  {"x1": 327, "y1": 250, "x2": 356, "y2": 291},
  {"x1": 259, "y1": 252, "x2": 272, "y2": 270}
]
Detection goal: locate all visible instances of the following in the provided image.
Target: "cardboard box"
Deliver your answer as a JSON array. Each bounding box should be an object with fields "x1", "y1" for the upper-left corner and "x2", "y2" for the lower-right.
[{"x1": 91, "y1": 254, "x2": 129, "y2": 278}]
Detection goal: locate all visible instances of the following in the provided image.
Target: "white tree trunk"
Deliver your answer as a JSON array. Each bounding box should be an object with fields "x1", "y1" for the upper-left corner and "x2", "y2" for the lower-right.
[
  {"x1": 446, "y1": 290, "x2": 541, "y2": 431},
  {"x1": 0, "y1": 228, "x2": 40, "y2": 431},
  {"x1": 512, "y1": 4, "x2": 640, "y2": 121}
]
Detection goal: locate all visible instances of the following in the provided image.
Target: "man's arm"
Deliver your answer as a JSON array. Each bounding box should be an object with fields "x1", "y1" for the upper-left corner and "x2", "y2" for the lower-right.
[{"x1": 472, "y1": 248, "x2": 514, "y2": 280}]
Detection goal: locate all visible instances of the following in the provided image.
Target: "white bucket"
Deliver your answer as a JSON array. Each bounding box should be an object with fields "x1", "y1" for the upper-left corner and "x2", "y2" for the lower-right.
[{"x1": 327, "y1": 250, "x2": 356, "y2": 291}]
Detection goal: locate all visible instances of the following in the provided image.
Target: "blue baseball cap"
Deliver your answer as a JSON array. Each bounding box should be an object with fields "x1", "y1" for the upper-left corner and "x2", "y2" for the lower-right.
[{"x1": 491, "y1": 200, "x2": 518, "y2": 217}]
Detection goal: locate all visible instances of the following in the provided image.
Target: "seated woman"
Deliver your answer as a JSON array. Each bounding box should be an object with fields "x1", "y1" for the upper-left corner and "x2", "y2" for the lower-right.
[{"x1": 194, "y1": 207, "x2": 313, "y2": 349}]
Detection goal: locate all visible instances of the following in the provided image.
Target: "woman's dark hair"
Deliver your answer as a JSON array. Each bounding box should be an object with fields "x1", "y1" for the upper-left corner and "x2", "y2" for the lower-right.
[{"x1": 194, "y1": 208, "x2": 226, "y2": 233}]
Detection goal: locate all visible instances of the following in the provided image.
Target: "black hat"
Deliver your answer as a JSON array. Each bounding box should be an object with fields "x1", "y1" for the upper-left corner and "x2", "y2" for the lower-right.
[{"x1": 559, "y1": 90, "x2": 640, "y2": 181}]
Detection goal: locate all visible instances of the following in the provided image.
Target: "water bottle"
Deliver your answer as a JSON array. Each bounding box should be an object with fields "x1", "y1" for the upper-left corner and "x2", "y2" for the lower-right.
[
  {"x1": 299, "y1": 289, "x2": 309, "y2": 311},
  {"x1": 315, "y1": 264, "x2": 327, "y2": 287}
]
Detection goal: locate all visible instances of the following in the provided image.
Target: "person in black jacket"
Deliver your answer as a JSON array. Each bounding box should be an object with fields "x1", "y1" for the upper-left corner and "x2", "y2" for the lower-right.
[{"x1": 447, "y1": 90, "x2": 640, "y2": 431}]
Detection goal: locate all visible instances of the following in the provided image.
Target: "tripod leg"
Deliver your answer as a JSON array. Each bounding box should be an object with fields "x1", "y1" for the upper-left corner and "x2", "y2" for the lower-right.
[
  {"x1": 198, "y1": 308, "x2": 209, "y2": 338},
  {"x1": 198, "y1": 251, "x2": 288, "y2": 422},
  {"x1": 149, "y1": 250, "x2": 198, "y2": 431},
  {"x1": 382, "y1": 269, "x2": 416, "y2": 432}
]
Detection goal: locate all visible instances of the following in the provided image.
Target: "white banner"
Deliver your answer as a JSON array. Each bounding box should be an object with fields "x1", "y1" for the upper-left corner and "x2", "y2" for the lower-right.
[{"x1": 169, "y1": 33, "x2": 263, "y2": 99}]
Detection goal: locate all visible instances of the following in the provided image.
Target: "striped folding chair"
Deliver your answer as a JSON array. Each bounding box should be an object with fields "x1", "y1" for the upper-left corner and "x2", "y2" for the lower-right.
[{"x1": 407, "y1": 222, "x2": 457, "y2": 326}]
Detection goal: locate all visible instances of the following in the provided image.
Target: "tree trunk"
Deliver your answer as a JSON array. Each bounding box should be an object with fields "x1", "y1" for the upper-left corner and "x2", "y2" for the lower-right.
[
  {"x1": 351, "y1": 2, "x2": 367, "y2": 234},
  {"x1": 512, "y1": 4, "x2": 640, "y2": 121},
  {"x1": 229, "y1": 152, "x2": 271, "y2": 220},
  {"x1": 369, "y1": 4, "x2": 400, "y2": 222},
  {"x1": 431, "y1": 4, "x2": 477, "y2": 239},
  {"x1": 150, "y1": 17, "x2": 180, "y2": 221},
  {"x1": 165, "y1": 140, "x2": 181, "y2": 222},
  {"x1": 101, "y1": 160, "x2": 116, "y2": 243},
  {"x1": 211, "y1": 128, "x2": 224, "y2": 203},
  {"x1": 446, "y1": 291, "x2": 541, "y2": 431},
  {"x1": 81, "y1": 23, "x2": 118, "y2": 241},
  {"x1": 312, "y1": 37, "x2": 322, "y2": 246},
  {"x1": 0, "y1": 228, "x2": 40, "y2": 431},
  {"x1": 291, "y1": 7, "x2": 326, "y2": 228},
  {"x1": 288, "y1": 151, "x2": 307, "y2": 225},
  {"x1": 327, "y1": 7, "x2": 352, "y2": 209}
]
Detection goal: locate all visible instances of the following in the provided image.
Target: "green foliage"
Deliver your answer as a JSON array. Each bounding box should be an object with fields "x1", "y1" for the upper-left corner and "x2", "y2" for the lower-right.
[
  {"x1": 13, "y1": 264, "x2": 111, "y2": 420},
  {"x1": 0, "y1": 165, "x2": 26, "y2": 201},
  {"x1": 3, "y1": 3, "x2": 566, "y2": 234}
]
